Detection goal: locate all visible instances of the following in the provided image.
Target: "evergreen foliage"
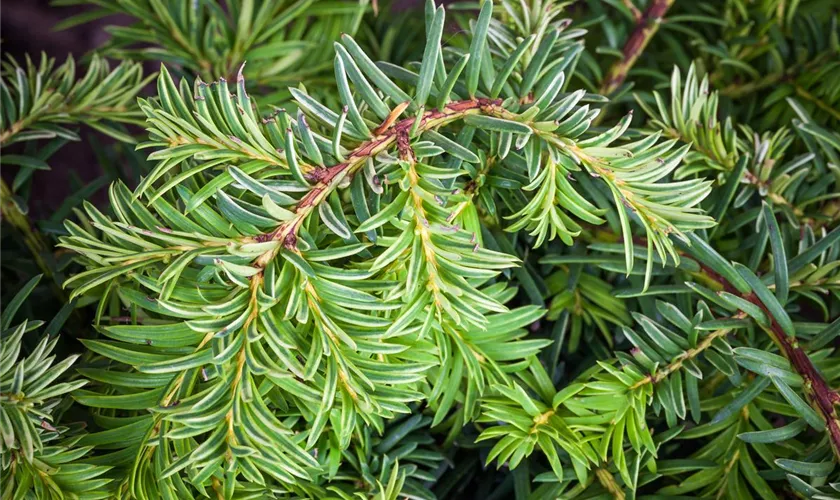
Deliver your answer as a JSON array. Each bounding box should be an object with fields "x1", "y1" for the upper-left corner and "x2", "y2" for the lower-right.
[{"x1": 1, "y1": 0, "x2": 839, "y2": 498}]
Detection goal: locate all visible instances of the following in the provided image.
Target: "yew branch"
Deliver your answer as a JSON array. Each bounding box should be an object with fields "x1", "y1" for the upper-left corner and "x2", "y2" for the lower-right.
[{"x1": 696, "y1": 262, "x2": 840, "y2": 460}]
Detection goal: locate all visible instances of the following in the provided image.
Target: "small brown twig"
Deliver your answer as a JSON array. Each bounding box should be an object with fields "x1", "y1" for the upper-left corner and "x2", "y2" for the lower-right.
[{"x1": 600, "y1": 0, "x2": 675, "y2": 96}]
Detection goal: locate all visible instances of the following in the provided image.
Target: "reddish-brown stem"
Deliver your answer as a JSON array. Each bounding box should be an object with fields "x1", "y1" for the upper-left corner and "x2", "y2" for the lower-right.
[
  {"x1": 592, "y1": 224, "x2": 840, "y2": 457},
  {"x1": 744, "y1": 292, "x2": 840, "y2": 460},
  {"x1": 600, "y1": 0, "x2": 675, "y2": 95},
  {"x1": 254, "y1": 98, "x2": 502, "y2": 266},
  {"x1": 695, "y1": 262, "x2": 840, "y2": 459}
]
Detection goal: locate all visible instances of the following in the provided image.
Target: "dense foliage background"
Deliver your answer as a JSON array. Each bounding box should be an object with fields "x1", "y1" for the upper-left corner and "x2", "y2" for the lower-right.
[{"x1": 1, "y1": 0, "x2": 839, "y2": 498}]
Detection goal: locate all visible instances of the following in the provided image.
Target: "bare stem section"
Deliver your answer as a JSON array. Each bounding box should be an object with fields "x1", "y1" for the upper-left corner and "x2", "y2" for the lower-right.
[{"x1": 600, "y1": 0, "x2": 675, "y2": 95}]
